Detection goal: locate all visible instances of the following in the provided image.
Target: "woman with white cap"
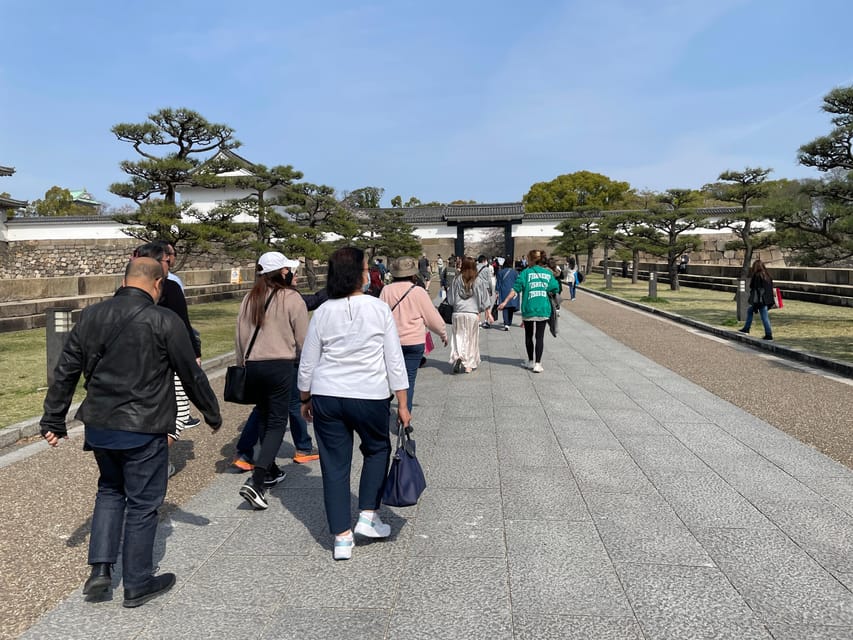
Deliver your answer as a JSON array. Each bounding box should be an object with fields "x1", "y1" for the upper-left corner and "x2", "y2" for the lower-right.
[
  {"x1": 380, "y1": 256, "x2": 448, "y2": 412},
  {"x1": 234, "y1": 251, "x2": 309, "y2": 510}
]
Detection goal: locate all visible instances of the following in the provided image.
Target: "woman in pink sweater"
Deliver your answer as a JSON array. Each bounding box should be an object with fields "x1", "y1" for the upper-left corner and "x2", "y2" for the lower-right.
[{"x1": 380, "y1": 256, "x2": 448, "y2": 412}]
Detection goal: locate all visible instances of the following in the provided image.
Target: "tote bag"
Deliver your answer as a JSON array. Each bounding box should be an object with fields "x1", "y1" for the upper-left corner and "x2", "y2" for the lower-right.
[{"x1": 382, "y1": 422, "x2": 426, "y2": 507}]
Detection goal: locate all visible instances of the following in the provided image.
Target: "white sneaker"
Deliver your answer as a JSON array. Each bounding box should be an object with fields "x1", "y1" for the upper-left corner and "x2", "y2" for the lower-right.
[
  {"x1": 333, "y1": 534, "x2": 354, "y2": 560},
  {"x1": 532, "y1": 363, "x2": 544, "y2": 373},
  {"x1": 354, "y1": 512, "x2": 391, "y2": 538},
  {"x1": 526, "y1": 360, "x2": 534, "y2": 370}
]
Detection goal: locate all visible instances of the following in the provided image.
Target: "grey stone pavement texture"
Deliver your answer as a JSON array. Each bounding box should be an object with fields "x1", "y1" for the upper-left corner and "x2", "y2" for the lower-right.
[{"x1": 18, "y1": 308, "x2": 853, "y2": 639}]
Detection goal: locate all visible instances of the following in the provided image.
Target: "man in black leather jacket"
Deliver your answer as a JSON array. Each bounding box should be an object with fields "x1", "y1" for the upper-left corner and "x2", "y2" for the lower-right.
[{"x1": 40, "y1": 258, "x2": 222, "y2": 608}]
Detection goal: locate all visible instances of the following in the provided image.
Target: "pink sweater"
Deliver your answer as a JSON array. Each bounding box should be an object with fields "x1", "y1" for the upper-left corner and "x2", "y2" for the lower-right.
[{"x1": 380, "y1": 282, "x2": 448, "y2": 346}]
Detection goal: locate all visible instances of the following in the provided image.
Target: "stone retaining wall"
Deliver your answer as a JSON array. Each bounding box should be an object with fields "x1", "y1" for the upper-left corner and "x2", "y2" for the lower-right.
[{"x1": 0, "y1": 238, "x2": 252, "y2": 280}]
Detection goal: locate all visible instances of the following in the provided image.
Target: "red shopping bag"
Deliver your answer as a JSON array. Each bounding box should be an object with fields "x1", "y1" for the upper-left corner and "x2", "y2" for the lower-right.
[
  {"x1": 424, "y1": 331, "x2": 435, "y2": 355},
  {"x1": 774, "y1": 288, "x2": 784, "y2": 309}
]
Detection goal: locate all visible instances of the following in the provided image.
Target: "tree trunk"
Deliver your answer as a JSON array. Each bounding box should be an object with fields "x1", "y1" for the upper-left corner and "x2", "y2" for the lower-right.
[
  {"x1": 632, "y1": 248, "x2": 639, "y2": 284},
  {"x1": 740, "y1": 221, "x2": 753, "y2": 282},
  {"x1": 586, "y1": 247, "x2": 594, "y2": 274},
  {"x1": 305, "y1": 260, "x2": 317, "y2": 290},
  {"x1": 669, "y1": 257, "x2": 679, "y2": 291}
]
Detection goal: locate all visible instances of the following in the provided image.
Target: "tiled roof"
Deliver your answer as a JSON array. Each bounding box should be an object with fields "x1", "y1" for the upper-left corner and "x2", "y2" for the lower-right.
[
  {"x1": 378, "y1": 203, "x2": 752, "y2": 226},
  {"x1": 0, "y1": 195, "x2": 29, "y2": 209},
  {"x1": 0, "y1": 166, "x2": 15, "y2": 177}
]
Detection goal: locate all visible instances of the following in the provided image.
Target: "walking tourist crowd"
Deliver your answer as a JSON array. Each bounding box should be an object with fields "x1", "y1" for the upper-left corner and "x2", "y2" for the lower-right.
[{"x1": 38, "y1": 242, "x2": 568, "y2": 607}]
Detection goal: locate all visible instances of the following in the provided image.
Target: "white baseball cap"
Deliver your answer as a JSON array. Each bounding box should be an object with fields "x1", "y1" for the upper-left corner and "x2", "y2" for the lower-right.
[{"x1": 257, "y1": 251, "x2": 300, "y2": 274}]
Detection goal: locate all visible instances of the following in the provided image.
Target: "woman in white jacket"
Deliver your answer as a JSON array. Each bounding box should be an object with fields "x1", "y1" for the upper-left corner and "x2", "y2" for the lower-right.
[{"x1": 298, "y1": 246, "x2": 410, "y2": 560}]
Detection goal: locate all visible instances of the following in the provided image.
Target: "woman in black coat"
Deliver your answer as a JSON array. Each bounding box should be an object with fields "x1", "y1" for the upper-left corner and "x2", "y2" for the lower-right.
[{"x1": 739, "y1": 259, "x2": 774, "y2": 340}]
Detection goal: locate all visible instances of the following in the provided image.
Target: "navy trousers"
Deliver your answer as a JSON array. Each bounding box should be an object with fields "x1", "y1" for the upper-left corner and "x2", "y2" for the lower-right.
[
  {"x1": 88, "y1": 435, "x2": 168, "y2": 589},
  {"x1": 311, "y1": 395, "x2": 392, "y2": 535}
]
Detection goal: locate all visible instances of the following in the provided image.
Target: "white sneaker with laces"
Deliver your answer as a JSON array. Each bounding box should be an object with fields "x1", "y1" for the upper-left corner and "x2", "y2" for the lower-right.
[
  {"x1": 354, "y1": 512, "x2": 391, "y2": 538},
  {"x1": 533, "y1": 363, "x2": 544, "y2": 373}
]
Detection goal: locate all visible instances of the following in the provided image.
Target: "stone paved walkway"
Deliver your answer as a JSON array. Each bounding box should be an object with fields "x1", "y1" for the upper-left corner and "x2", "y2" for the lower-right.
[{"x1": 19, "y1": 308, "x2": 853, "y2": 639}]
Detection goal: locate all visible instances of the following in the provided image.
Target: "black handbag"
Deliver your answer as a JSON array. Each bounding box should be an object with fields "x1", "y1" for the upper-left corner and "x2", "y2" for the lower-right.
[
  {"x1": 224, "y1": 291, "x2": 276, "y2": 404},
  {"x1": 382, "y1": 422, "x2": 426, "y2": 507},
  {"x1": 437, "y1": 300, "x2": 453, "y2": 324}
]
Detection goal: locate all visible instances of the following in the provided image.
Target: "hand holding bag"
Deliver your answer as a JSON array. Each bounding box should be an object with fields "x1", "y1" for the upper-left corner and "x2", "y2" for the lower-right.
[
  {"x1": 437, "y1": 300, "x2": 453, "y2": 324},
  {"x1": 224, "y1": 291, "x2": 276, "y2": 404},
  {"x1": 382, "y1": 421, "x2": 426, "y2": 507}
]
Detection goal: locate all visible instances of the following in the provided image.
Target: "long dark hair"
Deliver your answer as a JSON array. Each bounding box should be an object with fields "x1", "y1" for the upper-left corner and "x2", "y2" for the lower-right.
[
  {"x1": 749, "y1": 259, "x2": 771, "y2": 282},
  {"x1": 327, "y1": 246, "x2": 366, "y2": 299},
  {"x1": 459, "y1": 256, "x2": 477, "y2": 290},
  {"x1": 246, "y1": 266, "x2": 292, "y2": 327}
]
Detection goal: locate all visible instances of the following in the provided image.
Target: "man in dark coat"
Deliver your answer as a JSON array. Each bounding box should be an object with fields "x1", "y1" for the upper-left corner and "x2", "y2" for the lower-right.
[{"x1": 40, "y1": 258, "x2": 222, "y2": 608}]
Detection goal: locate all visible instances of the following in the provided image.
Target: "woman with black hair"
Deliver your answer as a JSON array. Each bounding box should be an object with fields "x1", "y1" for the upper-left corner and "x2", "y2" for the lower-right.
[
  {"x1": 739, "y1": 259, "x2": 775, "y2": 340},
  {"x1": 234, "y1": 252, "x2": 308, "y2": 510},
  {"x1": 297, "y1": 246, "x2": 410, "y2": 560}
]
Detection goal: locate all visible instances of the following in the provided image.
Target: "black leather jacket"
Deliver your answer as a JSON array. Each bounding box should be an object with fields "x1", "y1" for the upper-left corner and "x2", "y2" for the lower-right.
[{"x1": 40, "y1": 286, "x2": 222, "y2": 437}]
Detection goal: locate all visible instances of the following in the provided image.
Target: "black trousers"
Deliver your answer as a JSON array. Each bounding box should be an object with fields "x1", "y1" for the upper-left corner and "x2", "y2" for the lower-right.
[
  {"x1": 524, "y1": 319, "x2": 547, "y2": 363},
  {"x1": 246, "y1": 359, "x2": 295, "y2": 485}
]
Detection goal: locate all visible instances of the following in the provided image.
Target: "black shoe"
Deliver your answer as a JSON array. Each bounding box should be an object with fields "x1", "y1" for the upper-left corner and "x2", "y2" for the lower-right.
[
  {"x1": 239, "y1": 479, "x2": 269, "y2": 509},
  {"x1": 452, "y1": 358, "x2": 462, "y2": 374},
  {"x1": 738, "y1": 328, "x2": 749, "y2": 334},
  {"x1": 123, "y1": 573, "x2": 176, "y2": 608},
  {"x1": 83, "y1": 563, "x2": 112, "y2": 596},
  {"x1": 263, "y1": 465, "x2": 287, "y2": 487},
  {"x1": 762, "y1": 335, "x2": 773, "y2": 341},
  {"x1": 419, "y1": 356, "x2": 427, "y2": 368},
  {"x1": 183, "y1": 416, "x2": 201, "y2": 428}
]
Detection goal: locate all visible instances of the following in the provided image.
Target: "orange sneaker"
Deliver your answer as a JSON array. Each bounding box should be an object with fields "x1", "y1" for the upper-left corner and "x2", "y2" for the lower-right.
[
  {"x1": 232, "y1": 455, "x2": 254, "y2": 472},
  {"x1": 293, "y1": 448, "x2": 319, "y2": 464}
]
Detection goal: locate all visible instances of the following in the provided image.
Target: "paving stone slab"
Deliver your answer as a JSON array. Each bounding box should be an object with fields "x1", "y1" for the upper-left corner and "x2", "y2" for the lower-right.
[
  {"x1": 262, "y1": 607, "x2": 391, "y2": 640},
  {"x1": 596, "y1": 409, "x2": 669, "y2": 436},
  {"x1": 500, "y1": 465, "x2": 589, "y2": 522},
  {"x1": 505, "y1": 520, "x2": 632, "y2": 617},
  {"x1": 410, "y1": 488, "x2": 505, "y2": 557},
  {"x1": 797, "y1": 476, "x2": 853, "y2": 517},
  {"x1": 619, "y1": 434, "x2": 710, "y2": 474},
  {"x1": 617, "y1": 563, "x2": 774, "y2": 640},
  {"x1": 396, "y1": 556, "x2": 510, "y2": 612},
  {"x1": 497, "y1": 430, "x2": 568, "y2": 467},
  {"x1": 765, "y1": 623, "x2": 853, "y2": 640},
  {"x1": 21, "y1": 587, "x2": 170, "y2": 639},
  {"x1": 137, "y1": 601, "x2": 274, "y2": 639},
  {"x1": 513, "y1": 614, "x2": 644, "y2": 640},
  {"x1": 758, "y1": 500, "x2": 853, "y2": 573},
  {"x1": 388, "y1": 608, "x2": 513, "y2": 640},
  {"x1": 565, "y1": 448, "x2": 657, "y2": 494},
  {"x1": 696, "y1": 527, "x2": 853, "y2": 626},
  {"x1": 650, "y1": 470, "x2": 774, "y2": 529},
  {"x1": 585, "y1": 491, "x2": 714, "y2": 567}
]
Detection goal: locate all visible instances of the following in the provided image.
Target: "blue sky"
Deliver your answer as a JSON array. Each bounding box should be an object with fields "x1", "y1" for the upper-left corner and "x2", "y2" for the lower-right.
[{"x1": 2, "y1": 0, "x2": 852, "y2": 208}]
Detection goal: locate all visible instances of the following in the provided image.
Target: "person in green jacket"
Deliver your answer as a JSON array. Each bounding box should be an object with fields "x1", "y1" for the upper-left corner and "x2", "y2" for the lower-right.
[{"x1": 497, "y1": 249, "x2": 559, "y2": 373}]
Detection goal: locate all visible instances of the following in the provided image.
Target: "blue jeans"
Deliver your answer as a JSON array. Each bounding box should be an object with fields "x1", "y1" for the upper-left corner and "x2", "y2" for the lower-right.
[
  {"x1": 743, "y1": 304, "x2": 772, "y2": 336},
  {"x1": 401, "y1": 343, "x2": 424, "y2": 413},
  {"x1": 237, "y1": 363, "x2": 313, "y2": 457},
  {"x1": 502, "y1": 306, "x2": 517, "y2": 326},
  {"x1": 88, "y1": 435, "x2": 168, "y2": 589},
  {"x1": 568, "y1": 280, "x2": 577, "y2": 300},
  {"x1": 311, "y1": 395, "x2": 392, "y2": 535}
]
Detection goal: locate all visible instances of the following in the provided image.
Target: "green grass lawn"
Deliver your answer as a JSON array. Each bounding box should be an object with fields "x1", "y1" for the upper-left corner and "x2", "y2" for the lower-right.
[
  {"x1": 0, "y1": 299, "x2": 242, "y2": 430},
  {"x1": 581, "y1": 273, "x2": 853, "y2": 363}
]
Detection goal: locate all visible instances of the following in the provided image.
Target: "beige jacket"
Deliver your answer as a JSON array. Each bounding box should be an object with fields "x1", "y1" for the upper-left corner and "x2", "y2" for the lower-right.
[{"x1": 235, "y1": 288, "x2": 308, "y2": 366}]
